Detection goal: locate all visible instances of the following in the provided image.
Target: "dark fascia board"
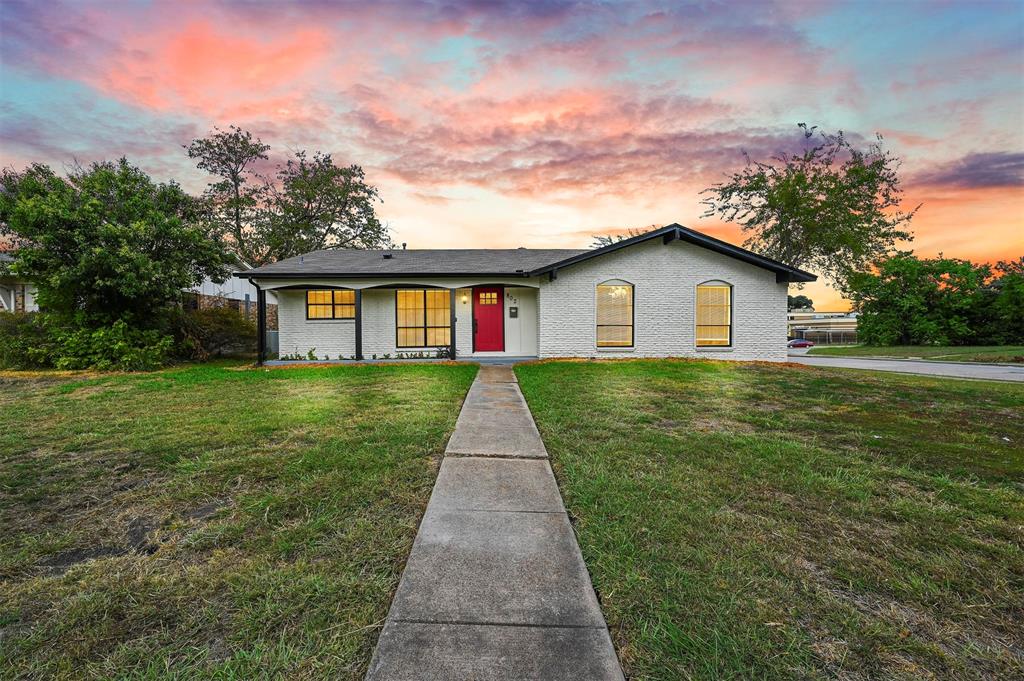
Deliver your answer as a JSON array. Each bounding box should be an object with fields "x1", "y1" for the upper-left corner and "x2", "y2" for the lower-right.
[
  {"x1": 528, "y1": 223, "x2": 818, "y2": 283},
  {"x1": 233, "y1": 271, "x2": 534, "y2": 279}
]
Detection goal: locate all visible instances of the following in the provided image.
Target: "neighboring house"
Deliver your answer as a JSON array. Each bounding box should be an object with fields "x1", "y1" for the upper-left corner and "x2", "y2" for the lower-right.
[
  {"x1": 0, "y1": 252, "x2": 37, "y2": 312},
  {"x1": 1, "y1": 250, "x2": 277, "y2": 325},
  {"x1": 238, "y1": 223, "x2": 816, "y2": 363},
  {"x1": 187, "y1": 270, "x2": 278, "y2": 330},
  {"x1": 788, "y1": 309, "x2": 859, "y2": 344}
]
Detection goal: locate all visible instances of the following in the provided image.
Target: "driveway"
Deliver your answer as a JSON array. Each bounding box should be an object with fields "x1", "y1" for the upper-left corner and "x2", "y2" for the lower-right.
[{"x1": 789, "y1": 350, "x2": 1024, "y2": 382}]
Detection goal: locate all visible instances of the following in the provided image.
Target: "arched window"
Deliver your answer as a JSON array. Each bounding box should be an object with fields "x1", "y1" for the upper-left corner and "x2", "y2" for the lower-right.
[
  {"x1": 596, "y1": 280, "x2": 633, "y2": 347},
  {"x1": 696, "y1": 282, "x2": 732, "y2": 346}
]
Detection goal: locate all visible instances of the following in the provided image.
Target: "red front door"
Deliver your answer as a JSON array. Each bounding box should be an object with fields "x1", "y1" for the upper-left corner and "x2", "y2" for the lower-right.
[{"x1": 473, "y1": 287, "x2": 504, "y2": 352}]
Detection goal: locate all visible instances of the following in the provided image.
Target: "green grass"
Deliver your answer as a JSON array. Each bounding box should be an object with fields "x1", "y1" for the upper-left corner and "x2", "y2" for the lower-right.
[
  {"x1": 808, "y1": 345, "x2": 1024, "y2": 363},
  {"x1": 516, "y1": 359, "x2": 1024, "y2": 680},
  {"x1": 0, "y1": 361, "x2": 477, "y2": 679}
]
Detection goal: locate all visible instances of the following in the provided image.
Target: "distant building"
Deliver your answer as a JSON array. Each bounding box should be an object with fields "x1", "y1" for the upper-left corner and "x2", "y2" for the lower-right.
[
  {"x1": 0, "y1": 252, "x2": 36, "y2": 312},
  {"x1": 1, "y1": 250, "x2": 276, "y2": 328},
  {"x1": 787, "y1": 308, "x2": 858, "y2": 344},
  {"x1": 186, "y1": 270, "x2": 277, "y2": 329}
]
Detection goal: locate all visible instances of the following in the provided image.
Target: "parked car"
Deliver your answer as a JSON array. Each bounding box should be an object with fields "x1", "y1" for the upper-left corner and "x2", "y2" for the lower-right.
[{"x1": 788, "y1": 339, "x2": 815, "y2": 348}]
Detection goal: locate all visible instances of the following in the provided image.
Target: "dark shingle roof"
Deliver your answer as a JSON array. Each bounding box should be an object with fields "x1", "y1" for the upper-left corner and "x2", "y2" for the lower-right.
[
  {"x1": 236, "y1": 224, "x2": 817, "y2": 283},
  {"x1": 240, "y1": 248, "x2": 587, "y2": 278}
]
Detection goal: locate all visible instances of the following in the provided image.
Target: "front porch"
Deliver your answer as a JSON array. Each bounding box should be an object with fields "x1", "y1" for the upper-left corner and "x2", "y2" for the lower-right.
[{"x1": 251, "y1": 280, "x2": 541, "y2": 365}]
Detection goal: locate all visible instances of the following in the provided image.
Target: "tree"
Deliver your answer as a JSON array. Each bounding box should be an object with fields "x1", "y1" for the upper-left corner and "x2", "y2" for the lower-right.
[
  {"x1": 186, "y1": 125, "x2": 269, "y2": 264},
  {"x1": 591, "y1": 225, "x2": 659, "y2": 248},
  {"x1": 984, "y1": 258, "x2": 1024, "y2": 344},
  {"x1": 847, "y1": 253, "x2": 990, "y2": 346},
  {"x1": 256, "y1": 151, "x2": 391, "y2": 263},
  {"x1": 0, "y1": 159, "x2": 233, "y2": 326},
  {"x1": 787, "y1": 294, "x2": 814, "y2": 310},
  {"x1": 187, "y1": 128, "x2": 389, "y2": 265},
  {"x1": 702, "y1": 124, "x2": 917, "y2": 291}
]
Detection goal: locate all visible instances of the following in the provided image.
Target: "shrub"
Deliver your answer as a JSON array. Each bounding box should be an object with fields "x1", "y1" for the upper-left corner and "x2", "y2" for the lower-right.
[
  {"x1": 0, "y1": 313, "x2": 175, "y2": 371},
  {"x1": 0, "y1": 312, "x2": 53, "y2": 369},
  {"x1": 1, "y1": 305, "x2": 259, "y2": 371},
  {"x1": 170, "y1": 306, "x2": 256, "y2": 360},
  {"x1": 47, "y1": 319, "x2": 174, "y2": 371}
]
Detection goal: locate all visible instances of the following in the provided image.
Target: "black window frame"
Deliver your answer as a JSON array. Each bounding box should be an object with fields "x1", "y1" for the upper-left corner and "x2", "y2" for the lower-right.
[
  {"x1": 305, "y1": 289, "x2": 356, "y2": 320},
  {"x1": 395, "y1": 289, "x2": 451, "y2": 348}
]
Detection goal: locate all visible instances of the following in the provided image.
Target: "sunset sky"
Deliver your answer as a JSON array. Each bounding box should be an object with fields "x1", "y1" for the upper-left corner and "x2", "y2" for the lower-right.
[{"x1": 2, "y1": 0, "x2": 1022, "y2": 309}]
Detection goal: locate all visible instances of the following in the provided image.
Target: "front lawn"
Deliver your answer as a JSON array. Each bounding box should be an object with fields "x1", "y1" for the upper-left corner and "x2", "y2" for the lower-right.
[
  {"x1": 0, "y1": 362, "x2": 476, "y2": 679},
  {"x1": 808, "y1": 345, "x2": 1024, "y2": 363},
  {"x1": 517, "y1": 359, "x2": 1024, "y2": 680}
]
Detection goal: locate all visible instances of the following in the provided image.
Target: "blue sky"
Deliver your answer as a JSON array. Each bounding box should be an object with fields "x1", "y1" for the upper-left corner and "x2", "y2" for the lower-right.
[{"x1": 2, "y1": 0, "x2": 1021, "y2": 308}]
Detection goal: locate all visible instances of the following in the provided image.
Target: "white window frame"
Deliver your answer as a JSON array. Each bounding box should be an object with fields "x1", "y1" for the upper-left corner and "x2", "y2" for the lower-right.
[
  {"x1": 694, "y1": 280, "x2": 733, "y2": 350},
  {"x1": 594, "y1": 279, "x2": 635, "y2": 350}
]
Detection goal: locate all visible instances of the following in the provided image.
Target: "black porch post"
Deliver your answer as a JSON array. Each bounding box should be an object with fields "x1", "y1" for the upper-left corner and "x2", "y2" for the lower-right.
[
  {"x1": 449, "y1": 288, "x2": 457, "y2": 360},
  {"x1": 354, "y1": 289, "x2": 363, "y2": 360},
  {"x1": 255, "y1": 284, "x2": 267, "y2": 366}
]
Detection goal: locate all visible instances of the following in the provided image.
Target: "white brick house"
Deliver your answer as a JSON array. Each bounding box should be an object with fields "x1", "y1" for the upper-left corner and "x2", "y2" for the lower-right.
[{"x1": 237, "y1": 224, "x2": 816, "y2": 363}]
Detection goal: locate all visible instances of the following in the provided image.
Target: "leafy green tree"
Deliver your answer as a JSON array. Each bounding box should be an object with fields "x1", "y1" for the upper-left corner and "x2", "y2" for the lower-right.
[
  {"x1": 702, "y1": 124, "x2": 917, "y2": 291},
  {"x1": 186, "y1": 125, "x2": 270, "y2": 264},
  {"x1": 0, "y1": 159, "x2": 233, "y2": 326},
  {"x1": 984, "y1": 258, "x2": 1024, "y2": 344},
  {"x1": 188, "y1": 128, "x2": 389, "y2": 265},
  {"x1": 257, "y1": 151, "x2": 391, "y2": 263},
  {"x1": 847, "y1": 253, "x2": 991, "y2": 345},
  {"x1": 787, "y1": 294, "x2": 814, "y2": 310}
]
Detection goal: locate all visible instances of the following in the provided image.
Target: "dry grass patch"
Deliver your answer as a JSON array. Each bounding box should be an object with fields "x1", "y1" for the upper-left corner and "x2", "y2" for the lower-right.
[{"x1": 0, "y1": 361, "x2": 477, "y2": 679}]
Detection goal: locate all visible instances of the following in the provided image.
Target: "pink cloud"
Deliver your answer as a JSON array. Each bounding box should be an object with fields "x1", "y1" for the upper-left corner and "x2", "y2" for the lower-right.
[{"x1": 90, "y1": 20, "x2": 331, "y2": 119}]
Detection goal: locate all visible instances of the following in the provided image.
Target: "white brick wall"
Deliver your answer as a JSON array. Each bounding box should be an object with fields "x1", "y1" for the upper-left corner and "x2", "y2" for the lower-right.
[
  {"x1": 537, "y1": 238, "x2": 789, "y2": 361},
  {"x1": 362, "y1": 289, "x2": 459, "y2": 358},
  {"x1": 276, "y1": 290, "x2": 356, "y2": 359},
  {"x1": 275, "y1": 287, "x2": 467, "y2": 360},
  {"x1": 455, "y1": 288, "x2": 473, "y2": 357}
]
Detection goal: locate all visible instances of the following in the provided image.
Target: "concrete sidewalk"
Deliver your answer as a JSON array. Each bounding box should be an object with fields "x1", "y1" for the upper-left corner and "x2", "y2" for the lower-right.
[
  {"x1": 789, "y1": 352, "x2": 1024, "y2": 382},
  {"x1": 366, "y1": 365, "x2": 624, "y2": 680}
]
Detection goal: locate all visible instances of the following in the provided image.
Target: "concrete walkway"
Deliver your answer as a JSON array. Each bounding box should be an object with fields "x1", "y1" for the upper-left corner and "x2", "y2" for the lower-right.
[
  {"x1": 789, "y1": 352, "x2": 1024, "y2": 382},
  {"x1": 366, "y1": 364, "x2": 624, "y2": 680}
]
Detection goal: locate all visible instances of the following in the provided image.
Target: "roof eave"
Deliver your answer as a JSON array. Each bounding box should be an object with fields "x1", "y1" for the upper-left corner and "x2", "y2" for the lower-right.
[
  {"x1": 234, "y1": 271, "x2": 536, "y2": 279},
  {"x1": 529, "y1": 223, "x2": 817, "y2": 283}
]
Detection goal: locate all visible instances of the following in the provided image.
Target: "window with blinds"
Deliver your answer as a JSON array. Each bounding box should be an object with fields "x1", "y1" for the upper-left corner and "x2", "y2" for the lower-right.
[
  {"x1": 696, "y1": 283, "x2": 731, "y2": 346},
  {"x1": 596, "y1": 282, "x2": 633, "y2": 347},
  {"x1": 397, "y1": 289, "x2": 451, "y2": 347},
  {"x1": 306, "y1": 290, "x2": 356, "y2": 319}
]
